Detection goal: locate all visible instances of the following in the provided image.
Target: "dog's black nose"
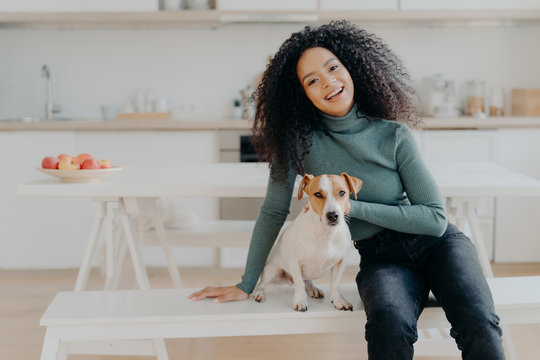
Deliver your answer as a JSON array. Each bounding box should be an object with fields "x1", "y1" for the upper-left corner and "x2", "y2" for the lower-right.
[{"x1": 326, "y1": 212, "x2": 339, "y2": 223}]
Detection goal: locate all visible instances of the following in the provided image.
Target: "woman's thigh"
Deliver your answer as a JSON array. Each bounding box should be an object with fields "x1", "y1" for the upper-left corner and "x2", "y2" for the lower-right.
[{"x1": 356, "y1": 262, "x2": 430, "y2": 326}]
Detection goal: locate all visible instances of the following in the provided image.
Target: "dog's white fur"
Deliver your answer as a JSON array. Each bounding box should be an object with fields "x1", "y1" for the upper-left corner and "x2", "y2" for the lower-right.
[{"x1": 252, "y1": 172, "x2": 362, "y2": 312}]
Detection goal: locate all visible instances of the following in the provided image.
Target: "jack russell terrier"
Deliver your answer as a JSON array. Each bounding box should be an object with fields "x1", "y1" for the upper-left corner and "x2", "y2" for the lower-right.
[{"x1": 253, "y1": 172, "x2": 362, "y2": 312}]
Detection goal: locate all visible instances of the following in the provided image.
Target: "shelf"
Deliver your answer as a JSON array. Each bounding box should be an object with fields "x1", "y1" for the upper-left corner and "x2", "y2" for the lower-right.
[
  {"x1": 1, "y1": 117, "x2": 540, "y2": 131},
  {"x1": 2, "y1": 9, "x2": 540, "y2": 28}
]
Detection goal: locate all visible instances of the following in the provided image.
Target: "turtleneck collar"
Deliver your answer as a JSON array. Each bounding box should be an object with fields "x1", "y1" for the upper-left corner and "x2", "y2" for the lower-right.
[{"x1": 318, "y1": 103, "x2": 369, "y2": 133}]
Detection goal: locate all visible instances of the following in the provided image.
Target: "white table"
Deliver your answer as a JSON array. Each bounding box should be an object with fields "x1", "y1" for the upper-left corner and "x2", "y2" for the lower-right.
[
  {"x1": 17, "y1": 162, "x2": 540, "y2": 288},
  {"x1": 18, "y1": 162, "x2": 540, "y2": 360}
]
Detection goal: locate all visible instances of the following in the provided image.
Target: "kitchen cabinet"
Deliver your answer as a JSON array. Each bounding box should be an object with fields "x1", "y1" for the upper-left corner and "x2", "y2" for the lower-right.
[
  {"x1": 0, "y1": 0, "x2": 83, "y2": 12},
  {"x1": 217, "y1": 0, "x2": 317, "y2": 11},
  {"x1": 494, "y1": 129, "x2": 540, "y2": 262},
  {"x1": 1, "y1": 130, "x2": 219, "y2": 269},
  {"x1": 0, "y1": 0, "x2": 158, "y2": 12},
  {"x1": 319, "y1": 0, "x2": 398, "y2": 11},
  {"x1": 401, "y1": 0, "x2": 540, "y2": 10},
  {"x1": 418, "y1": 130, "x2": 497, "y2": 260},
  {"x1": 0, "y1": 131, "x2": 81, "y2": 268}
]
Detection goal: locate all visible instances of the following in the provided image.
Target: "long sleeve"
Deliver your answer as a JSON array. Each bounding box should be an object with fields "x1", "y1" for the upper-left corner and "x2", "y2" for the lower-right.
[
  {"x1": 236, "y1": 167, "x2": 296, "y2": 294},
  {"x1": 348, "y1": 125, "x2": 447, "y2": 237}
]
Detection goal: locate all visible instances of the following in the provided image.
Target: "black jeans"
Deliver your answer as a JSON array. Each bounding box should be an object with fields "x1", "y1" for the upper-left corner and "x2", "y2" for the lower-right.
[{"x1": 354, "y1": 223, "x2": 505, "y2": 360}]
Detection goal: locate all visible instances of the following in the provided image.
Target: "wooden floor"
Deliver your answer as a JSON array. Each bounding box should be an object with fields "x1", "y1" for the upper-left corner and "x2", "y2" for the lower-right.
[{"x1": 1, "y1": 263, "x2": 540, "y2": 360}]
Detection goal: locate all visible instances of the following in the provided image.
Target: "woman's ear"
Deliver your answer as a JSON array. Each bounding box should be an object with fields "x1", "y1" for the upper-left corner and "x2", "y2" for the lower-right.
[
  {"x1": 297, "y1": 174, "x2": 314, "y2": 200},
  {"x1": 341, "y1": 172, "x2": 362, "y2": 200}
]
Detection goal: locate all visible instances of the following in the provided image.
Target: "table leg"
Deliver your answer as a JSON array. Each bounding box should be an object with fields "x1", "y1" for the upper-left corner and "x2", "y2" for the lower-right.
[
  {"x1": 149, "y1": 200, "x2": 183, "y2": 288},
  {"x1": 74, "y1": 201, "x2": 105, "y2": 292},
  {"x1": 447, "y1": 197, "x2": 494, "y2": 278}
]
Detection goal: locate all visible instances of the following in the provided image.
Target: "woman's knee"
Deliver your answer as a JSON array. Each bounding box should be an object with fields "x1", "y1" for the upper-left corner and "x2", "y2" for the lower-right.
[{"x1": 365, "y1": 304, "x2": 418, "y2": 343}]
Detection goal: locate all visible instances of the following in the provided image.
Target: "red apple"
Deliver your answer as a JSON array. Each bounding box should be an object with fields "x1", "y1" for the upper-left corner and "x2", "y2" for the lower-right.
[
  {"x1": 98, "y1": 159, "x2": 112, "y2": 169},
  {"x1": 58, "y1": 156, "x2": 81, "y2": 170},
  {"x1": 41, "y1": 156, "x2": 59, "y2": 169},
  {"x1": 81, "y1": 158, "x2": 101, "y2": 170},
  {"x1": 76, "y1": 153, "x2": 93, "y2": 164},
  {"x1": 58, "y1": 153, "x2": 71, "y2": 160}
]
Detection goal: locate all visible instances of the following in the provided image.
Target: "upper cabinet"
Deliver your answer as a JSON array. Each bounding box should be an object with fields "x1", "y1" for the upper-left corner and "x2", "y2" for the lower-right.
[
  {"x1": 400, "y1": 0, "x2": 540, "y2": 10},
  {"x1": 217, "y1": 0, "x2": 317, "y2": 11},
  {"x1": 0, "y1": 0, "x2": 158, "y2": 12},
  {"x1": 2, "y1": 0, "x2": 540, "y2": 27},
  {"x1": 320, "y1": 0, "x2": 398, "y2": 11}
]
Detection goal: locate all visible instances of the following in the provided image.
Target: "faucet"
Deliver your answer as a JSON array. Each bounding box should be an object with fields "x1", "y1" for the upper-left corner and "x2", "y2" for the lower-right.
[{"x1": 41, "y1": 64, "x2": 61, "y2": 119}]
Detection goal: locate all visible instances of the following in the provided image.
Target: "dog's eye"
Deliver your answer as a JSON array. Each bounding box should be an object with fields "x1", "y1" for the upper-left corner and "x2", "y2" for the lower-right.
[
  {"x1": 339, "y1": 190, "x2": 346, "y2": 197},
  {"x1": 314, "y1": 192, "x2": 323, "y2": 198}
]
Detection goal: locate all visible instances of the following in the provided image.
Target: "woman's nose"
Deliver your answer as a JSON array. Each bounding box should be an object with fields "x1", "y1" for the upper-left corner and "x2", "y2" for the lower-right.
[{"x1": 320, "y1": 74, "x2": 336, "y2": 87}]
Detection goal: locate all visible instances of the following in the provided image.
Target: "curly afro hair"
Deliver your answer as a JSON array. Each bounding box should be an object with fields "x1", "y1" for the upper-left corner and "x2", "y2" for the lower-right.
[{"x1": 252, "y1": 20, "x2": 422, "y2": 183}]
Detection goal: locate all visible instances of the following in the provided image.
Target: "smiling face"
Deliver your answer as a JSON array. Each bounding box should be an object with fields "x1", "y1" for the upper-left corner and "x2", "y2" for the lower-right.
[{"x1": 296, "y1": 47, "x2": 355, "y2": 117}]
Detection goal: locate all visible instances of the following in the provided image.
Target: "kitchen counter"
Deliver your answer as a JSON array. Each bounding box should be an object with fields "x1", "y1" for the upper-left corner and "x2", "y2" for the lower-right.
[{"x1": 1, "y1": 116, "x2": 540, "y2": 131}]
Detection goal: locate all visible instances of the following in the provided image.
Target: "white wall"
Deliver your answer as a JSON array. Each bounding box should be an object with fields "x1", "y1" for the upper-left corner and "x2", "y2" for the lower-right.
[{"x1": 1, "y1": 23, "x2": 540, "y2": 119}]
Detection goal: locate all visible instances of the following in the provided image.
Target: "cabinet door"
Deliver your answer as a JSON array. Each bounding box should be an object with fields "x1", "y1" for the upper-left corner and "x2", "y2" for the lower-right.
[
  {"x1": 420, "y1": 130, "x2": 497, "y2": 260},
  {"x1": 494, "y1": 129, "x2": 540, "y2": 262},
  {"x1": 0, "y1": 131, "x2": 82, "y2": 269},
  {"x1": 0, "y1": 0, "x2": 83, "y2": 12},
  {"x1": 401, "y1": 0, "x2": 540, "y2": 10},
  {"x1": 320, "y1": 0, "x2": 398, "y2": 10}
]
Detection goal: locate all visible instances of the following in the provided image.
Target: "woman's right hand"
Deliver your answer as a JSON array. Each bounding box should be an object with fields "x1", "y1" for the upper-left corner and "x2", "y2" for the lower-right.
[{"x1": 188, "y1": 285, "x2": 249, "y2": 303}]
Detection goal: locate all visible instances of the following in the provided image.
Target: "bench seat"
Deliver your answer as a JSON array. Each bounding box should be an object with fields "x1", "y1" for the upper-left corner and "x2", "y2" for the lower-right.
[{"x1": 40, "y1": 276, "x2": 540, "y2": 359}]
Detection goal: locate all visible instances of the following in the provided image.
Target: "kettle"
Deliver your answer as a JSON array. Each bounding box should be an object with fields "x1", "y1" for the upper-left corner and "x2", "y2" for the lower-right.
[{"x1": 421, "y1": 74, "x2": 459, "y2": 117}]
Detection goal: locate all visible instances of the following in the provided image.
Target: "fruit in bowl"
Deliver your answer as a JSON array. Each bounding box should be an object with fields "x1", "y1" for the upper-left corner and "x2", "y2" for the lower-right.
[
  {"x1": 38, "y1": 152, "x2": 121, "y2": 182},
  {"x1": 81, "y1": 158, "x2": 101, "y2": 169},
  {"x1": 41, "y1": 156, "x2": 60, "y2": 169},
  {"x1": 98, "y1": 159, "x2": 112, "y2": 169},
  {"x1": 58, "y1": 156, "x2": 81, "y2": 170}
]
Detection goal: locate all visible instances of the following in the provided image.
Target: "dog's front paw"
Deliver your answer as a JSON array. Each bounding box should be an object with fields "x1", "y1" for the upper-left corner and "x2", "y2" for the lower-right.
[
  {"x1": 252, "y1": 289, "x2": 266, "y2": 303},
  {"x1": 293, "y1": 294, "x2": 308, "y2": 312},
  {"x1": 307, "y1": 286, "x2": 324, "y2": 299},
  {"x1": 331, "y1": 297, "x2": 353, "y2": 311}
]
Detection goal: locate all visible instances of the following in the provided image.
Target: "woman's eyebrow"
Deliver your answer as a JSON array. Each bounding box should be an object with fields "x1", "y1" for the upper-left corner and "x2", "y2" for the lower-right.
[{"x1": 301, "y1": 58, "x2": 338, "y2": 83}]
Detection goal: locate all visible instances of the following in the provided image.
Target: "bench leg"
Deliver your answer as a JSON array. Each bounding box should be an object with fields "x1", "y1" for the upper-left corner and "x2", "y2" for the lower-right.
[
  {"x1": 152, "y1": 339, "x2": 169, "y2": 360},
  {"x1": 40, "y1": 329, "x2": 60, "y2": 360},
  {"x1": 502, "y1": 324, "x2": 518, "y2": 360}
]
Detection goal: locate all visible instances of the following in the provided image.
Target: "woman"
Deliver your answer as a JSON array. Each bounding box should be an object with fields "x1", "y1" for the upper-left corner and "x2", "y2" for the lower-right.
[{"x1": 189, "y1": 21, "x2": 505, "y2": 359}]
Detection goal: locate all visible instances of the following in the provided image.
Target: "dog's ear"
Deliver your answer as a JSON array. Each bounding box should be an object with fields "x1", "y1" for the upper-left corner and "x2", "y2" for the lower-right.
[
  {"x1": 297, "y1": 174, "x2": 314, "y2": 200},
  {"x1": 341, "y1": 172, "x2": 362, "y2": 200}
]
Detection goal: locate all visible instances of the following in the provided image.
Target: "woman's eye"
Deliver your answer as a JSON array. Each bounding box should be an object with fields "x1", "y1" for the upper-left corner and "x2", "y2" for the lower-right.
[
  {"x1": 308, "y1": 78, "x2": 318, "y2": 86},
  {"x1": 339, "y1": 190, "x2": 346, "y2": 197},
  {"x1": 329, "y1": 65, "x2": 339, "y2": 71},
  {"x1": 314, "y1": 192, "x2": 323, "y2": 198}
]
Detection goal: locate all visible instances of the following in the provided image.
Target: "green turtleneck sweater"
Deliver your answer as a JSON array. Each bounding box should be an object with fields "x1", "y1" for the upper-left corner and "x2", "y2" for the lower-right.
[{"x1": 237, "y1": 104, "x2": 447, "y2": 294}]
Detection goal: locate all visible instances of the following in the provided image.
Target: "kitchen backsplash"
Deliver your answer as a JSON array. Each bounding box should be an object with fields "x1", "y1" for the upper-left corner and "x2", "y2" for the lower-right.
[{"x1": 1, "y1": 24, "x2": 539, "y2": 119}]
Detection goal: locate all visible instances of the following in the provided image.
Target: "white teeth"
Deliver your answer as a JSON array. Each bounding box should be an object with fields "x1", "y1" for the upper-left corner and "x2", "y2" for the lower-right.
[{"x1": 326, "y1": 87, "x2": 343, "y2": 100}]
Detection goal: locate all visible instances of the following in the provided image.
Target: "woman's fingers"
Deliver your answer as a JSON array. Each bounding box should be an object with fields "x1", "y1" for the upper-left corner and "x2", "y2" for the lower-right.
[
  {"x1": 213, "y1": 287, "x2": 249, "y2": 303},
  {"x1": 188, "y1": 286, "x2": 248, "y2": 302}
]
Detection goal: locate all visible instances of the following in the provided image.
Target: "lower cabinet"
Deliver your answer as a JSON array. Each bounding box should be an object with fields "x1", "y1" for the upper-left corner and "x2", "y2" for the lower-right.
[
  {"x1": 494, "y1": 129, "x2": 540, "y2": 262},
  {"x1": 1, "y1": 130, "x2": 218, "y2": 269},
  {"x1": 419, "y1": 130, "x2": 497, "y2": 261}
]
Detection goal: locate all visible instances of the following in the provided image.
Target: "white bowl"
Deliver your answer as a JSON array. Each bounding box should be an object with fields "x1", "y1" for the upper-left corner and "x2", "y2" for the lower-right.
[{"x1": 37, "y1": 167, "x2": 123, "y2": 183}]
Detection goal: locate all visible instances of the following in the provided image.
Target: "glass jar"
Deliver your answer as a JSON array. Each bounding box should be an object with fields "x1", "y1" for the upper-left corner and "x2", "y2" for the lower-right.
[
  {"x1": 489, "y1": 87, "x2": 505, "y2": 117},
  {"x1": 465, "y1": 79, "x2": 487, "y2": 118}
]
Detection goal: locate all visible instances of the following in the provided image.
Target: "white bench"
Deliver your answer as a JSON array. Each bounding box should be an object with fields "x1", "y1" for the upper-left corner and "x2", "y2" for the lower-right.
[{"x1": 40, "y1": 276, "x2": 540, "y2": 360}]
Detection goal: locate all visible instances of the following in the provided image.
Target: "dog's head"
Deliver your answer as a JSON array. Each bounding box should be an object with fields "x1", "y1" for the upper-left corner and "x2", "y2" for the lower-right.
[{"x1": 297, "y1": 173, "x2": 362, "y2": 226}]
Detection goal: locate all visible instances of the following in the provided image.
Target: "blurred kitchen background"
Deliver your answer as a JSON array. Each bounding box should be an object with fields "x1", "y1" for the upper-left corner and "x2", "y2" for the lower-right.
[{"x1": 1, "y1": 0, "x2": 540, "y2": 271}]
